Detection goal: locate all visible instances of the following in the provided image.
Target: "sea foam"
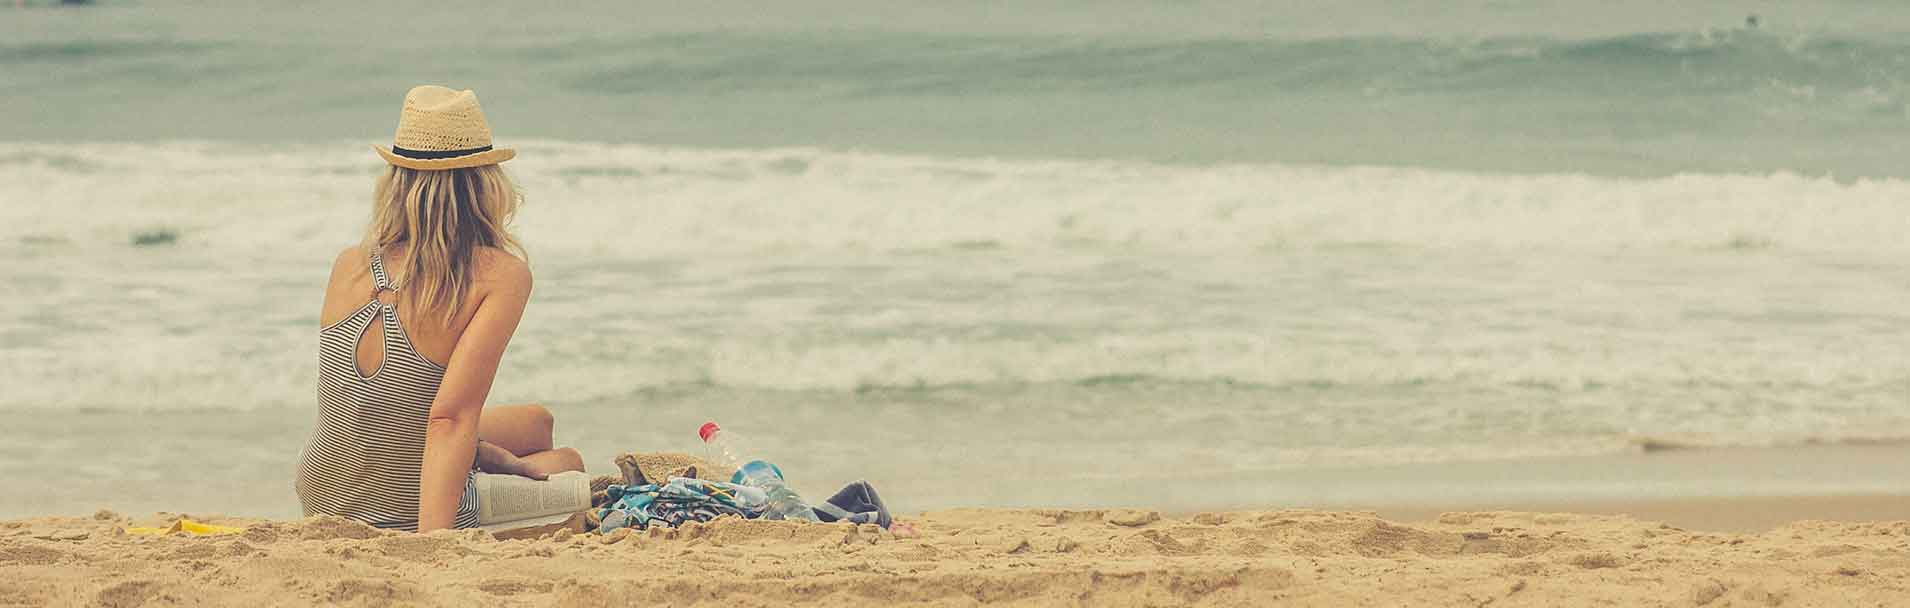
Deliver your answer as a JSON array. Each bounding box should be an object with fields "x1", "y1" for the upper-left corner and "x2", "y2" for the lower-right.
[{"x1": 4, "y1": 140, "x2": 1908, "y2": 257}]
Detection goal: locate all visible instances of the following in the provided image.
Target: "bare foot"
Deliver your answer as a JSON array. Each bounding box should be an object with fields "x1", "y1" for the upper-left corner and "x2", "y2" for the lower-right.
[
  {"x1": 501, "y1": 459, "x2": 549, "y2": 481},
  {"x1": 475, "y1": 440, "x2": 548, "y2": 480}
]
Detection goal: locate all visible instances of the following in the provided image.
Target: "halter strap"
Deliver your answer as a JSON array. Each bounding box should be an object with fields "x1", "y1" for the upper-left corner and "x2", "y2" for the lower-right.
[{"x1": 368, "y1": 249, "x2": 397, "y2": 293}]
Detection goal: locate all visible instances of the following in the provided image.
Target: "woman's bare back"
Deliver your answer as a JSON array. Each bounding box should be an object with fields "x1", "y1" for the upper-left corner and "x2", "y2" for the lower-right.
[{"x1": 317, "y1": 245, "x2": 526, "y2": 376}]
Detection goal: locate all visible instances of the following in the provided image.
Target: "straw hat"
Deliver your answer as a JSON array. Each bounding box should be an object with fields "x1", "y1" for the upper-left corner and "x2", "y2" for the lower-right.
[{"x1": 372, "y1": 85, "x2": 516, "y2": 170}]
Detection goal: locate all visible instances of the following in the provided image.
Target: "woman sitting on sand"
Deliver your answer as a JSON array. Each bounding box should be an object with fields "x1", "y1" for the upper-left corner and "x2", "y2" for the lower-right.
[{"x1": 295, "y1": 85, "x2": 584, "y2": 532}]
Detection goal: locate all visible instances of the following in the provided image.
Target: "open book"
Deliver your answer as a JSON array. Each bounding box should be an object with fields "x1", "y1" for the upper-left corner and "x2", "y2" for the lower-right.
[{"x1": 473, "y1": 470, "x2": 592, "y2": 532}]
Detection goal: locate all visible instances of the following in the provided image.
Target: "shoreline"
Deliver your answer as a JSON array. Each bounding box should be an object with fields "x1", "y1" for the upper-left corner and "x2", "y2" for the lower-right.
[
  {"x1": 892, "y1": 443, "x2": 1910, "y2": 523},
  {"x1": 7, "y1": 441, "x2": 1908, "y2": 524}
]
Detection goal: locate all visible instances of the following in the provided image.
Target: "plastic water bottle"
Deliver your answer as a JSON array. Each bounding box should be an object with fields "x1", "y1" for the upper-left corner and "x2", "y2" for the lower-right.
[
  {"x1": 733, "y1": 461, "x2": 821, "y2": 522},
  {"x1": 698, "y1": 422, "x2": 820, "y2": 522},
  {"x1": 698, "y1": 421, "x2": 749, "y2": 469}
]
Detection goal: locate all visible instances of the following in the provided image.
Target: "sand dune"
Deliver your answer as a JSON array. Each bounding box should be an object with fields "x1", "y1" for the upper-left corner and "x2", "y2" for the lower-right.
[{"x1": 3, "y1": 507, "x2": 1907, "y2": 606}]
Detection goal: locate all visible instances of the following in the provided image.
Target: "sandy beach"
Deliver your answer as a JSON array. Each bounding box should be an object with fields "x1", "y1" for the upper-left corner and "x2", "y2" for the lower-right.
[
  {"x1": 5, "y1": 501, "x2": 1907, "y2": 607},
  {"x1": 8, "y1": 447, "x2": 1910, "y2": 605}
]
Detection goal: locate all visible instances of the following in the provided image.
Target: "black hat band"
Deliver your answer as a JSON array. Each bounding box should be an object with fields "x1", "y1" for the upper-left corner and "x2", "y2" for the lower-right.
[{"x1": 390, "y1": 145, "x2": 493, "y2": 160}]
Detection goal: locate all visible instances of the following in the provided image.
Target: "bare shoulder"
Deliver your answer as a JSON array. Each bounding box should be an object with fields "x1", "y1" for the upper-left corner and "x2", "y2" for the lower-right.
[
  {"x1": 329, "y1": 245, "x2": 366, "y2": 284},
  {"x1": 317, "y1": 245, "x2": 369, "y2": 328},
  {"x1": 472, "y1": 247, "x2": 532, "y2": 295}
]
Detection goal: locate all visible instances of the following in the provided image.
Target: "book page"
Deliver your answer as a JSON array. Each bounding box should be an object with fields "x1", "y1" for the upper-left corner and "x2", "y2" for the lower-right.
[{"x1": 473, "y1": 471, "x2": 591, "y2": 525}]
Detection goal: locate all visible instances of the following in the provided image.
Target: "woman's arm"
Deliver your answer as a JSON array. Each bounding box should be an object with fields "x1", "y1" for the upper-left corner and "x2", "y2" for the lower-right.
[{"x1": 417, "y1": 259, "x2": 532, "y2": 532}]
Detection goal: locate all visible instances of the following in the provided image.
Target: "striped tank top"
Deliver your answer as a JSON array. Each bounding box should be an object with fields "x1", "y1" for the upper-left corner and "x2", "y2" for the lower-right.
[{"x1": 295, "y1": 250, "x2": 480, "y2": 531}]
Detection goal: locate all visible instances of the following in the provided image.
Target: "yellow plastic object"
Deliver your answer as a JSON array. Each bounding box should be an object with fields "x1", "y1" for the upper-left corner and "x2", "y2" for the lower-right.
[{"x1": 124, "y1": 519, "x2": 244, "y2": 536}]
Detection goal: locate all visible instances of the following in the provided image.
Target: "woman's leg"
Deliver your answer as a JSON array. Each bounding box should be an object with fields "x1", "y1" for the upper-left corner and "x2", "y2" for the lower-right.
[
  {"x1": 479, "y1": 404, "x2": 556, "y2": 456},
  {"x1": 476, "y1": 404, "x2": 586, "y2": 479}
]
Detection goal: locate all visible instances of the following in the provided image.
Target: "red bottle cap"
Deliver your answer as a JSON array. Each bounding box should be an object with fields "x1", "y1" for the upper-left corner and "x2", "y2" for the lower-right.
[{"x1": 698, "y1": 422, "x2": 721, "y2": 443}]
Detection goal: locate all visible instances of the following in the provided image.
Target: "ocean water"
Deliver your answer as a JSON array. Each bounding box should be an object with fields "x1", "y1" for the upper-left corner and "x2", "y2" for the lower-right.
[{"x1": 4, "y1": 1, "x2": 1910, "y2": 518}]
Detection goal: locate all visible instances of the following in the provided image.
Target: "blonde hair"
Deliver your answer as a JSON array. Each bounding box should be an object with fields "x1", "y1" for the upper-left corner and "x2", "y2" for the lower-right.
[{"x1": 362, "y1": 165, "x2": 524, "y2": 325}]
